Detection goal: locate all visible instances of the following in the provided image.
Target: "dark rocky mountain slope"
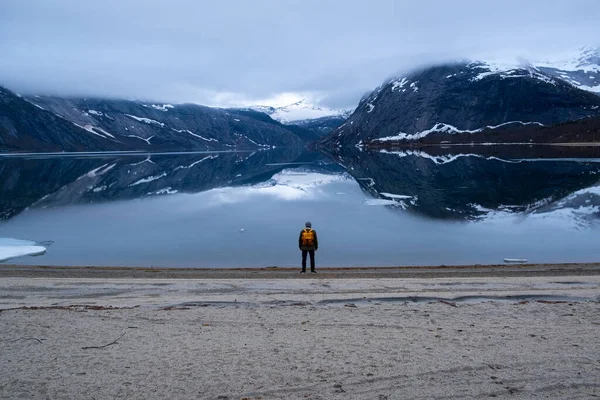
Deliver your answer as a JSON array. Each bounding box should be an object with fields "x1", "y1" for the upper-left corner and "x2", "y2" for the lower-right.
[
  {"x1": 365, "y1": 115, "x2": 600, "y2": 148},
  {"x1": 1, "y1": 85, "x2": 310, "y2": 152},
  {"x1": 24, "y1": 96, "x2": 304, "y2": 152},
  {"x1": 0, "y1": 86, "x2": 137, "y2": 152},
  {"x1": 321, "y1": 62, "x2": 600, "y2": 149}
]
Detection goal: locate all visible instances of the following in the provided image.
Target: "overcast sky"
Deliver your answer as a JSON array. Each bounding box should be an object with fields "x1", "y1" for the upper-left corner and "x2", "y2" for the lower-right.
[{"x1": 1, "y1": 0, "x2": 599, "y2": 109}]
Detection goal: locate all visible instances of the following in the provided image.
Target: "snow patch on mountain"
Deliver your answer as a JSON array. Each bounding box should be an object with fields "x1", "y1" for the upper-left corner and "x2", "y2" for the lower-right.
[
  {"x1": 468, "y1": 47, "x2": 600, "y2": 93},
  {"x1": 129, "y1": 172, "x2": 167, "y2": 186},
  {"x1": 91, "y1": 126, "x2": 115, "y2": 139},
  {"x1": 72, "y1": 123, "x2": 115, "y2": 139},
  {"x1": 391, "y1": 77, "x2": 409, "y2": 92},
  {"x1": 125, "y1": 114, "x2": 165, "y2": 127},
  {"x1": 535, "y1": 47, "x2": 600, "y2": 74},
  {"x1": 375, "y1": 121, "x2": 544, "y2": 142},
  {"x1": 242, "y1": 135, "x2": 270, "y2": 148},
  {"x1": 153, "y1": 188, "x2": 178, "y2": 195},
  {"x1": 171, "y1": 128, "x2": 218, "y2": 142},
  {"x1": 128, "y1": 135, "x2": 154, "y2": 144},
  {"x1": 389, "y1": 77, "x2": 421, "y2": 94},
  {"x1": 467, "y1": 60, "x2": 558, "y2": 86},
  {"x1": 145, "y1": 104, "x2": 175, "y2": 112}
]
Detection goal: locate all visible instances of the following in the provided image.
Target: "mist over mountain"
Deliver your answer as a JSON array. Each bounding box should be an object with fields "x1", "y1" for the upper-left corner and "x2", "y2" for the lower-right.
[
  {"x1": 3, "y1": 47, "x2": 600, "y2": 153},
  {"x1": 246, "y1": 100, "x2": 352, "y2": 123},
  {"x1": 321, "y1": 48, "x2": 600, "y2": 149},
  {"x1": 0, "y1": 87, "x2": 312, "y2": 152}
]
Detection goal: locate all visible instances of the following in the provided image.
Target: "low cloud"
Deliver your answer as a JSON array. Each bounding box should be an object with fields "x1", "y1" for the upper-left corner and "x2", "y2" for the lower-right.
[{"x1": 1, "y1": 0, "x2": 598, "y2": 109}]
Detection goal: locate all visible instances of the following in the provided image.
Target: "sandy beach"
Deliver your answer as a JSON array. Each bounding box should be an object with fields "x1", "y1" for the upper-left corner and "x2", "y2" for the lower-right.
[{"x1": 1, "y1": 264, "x2": 600, "y2": 399}]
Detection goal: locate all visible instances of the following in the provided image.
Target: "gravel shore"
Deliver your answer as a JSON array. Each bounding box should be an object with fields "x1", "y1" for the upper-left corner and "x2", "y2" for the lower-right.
[{"x1": 1, "y1": 264, "x2": 599, "y2": 399}]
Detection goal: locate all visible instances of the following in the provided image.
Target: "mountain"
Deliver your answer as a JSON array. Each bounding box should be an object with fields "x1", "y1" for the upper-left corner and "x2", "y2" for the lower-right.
[
  {"x1": 247, "y1": 99, "x2": 352, "y2": 123},
  {"x1": 321, "y1": 50, "x2": 600, "y2": 149},
  {"x1": 226, "y1": 108, "x2": 322, "y2": 143},
  {"x1": 21, "y1": 96, "x2": 304, "y2": 152},
  {"x1": 291, "y1": 115, "x2": 349, "y2": 136},
  {"x1": 1, "y1": 85, "x2": 313, "y2": 153},
  {"x1": 536, "y1": 47, "x2": 600, "y2": 94},
  {"x1": 0, "y1": 86, "x2": 138, "y2": 152},
  {"x1": 365, "y1": 115, "x2": 600, "y2": 148}
]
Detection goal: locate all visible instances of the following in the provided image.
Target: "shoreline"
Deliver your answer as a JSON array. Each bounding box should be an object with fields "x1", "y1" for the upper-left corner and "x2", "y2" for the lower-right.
[{"x1": 2, "y1": 262, "x2": 600, "y2": 279}]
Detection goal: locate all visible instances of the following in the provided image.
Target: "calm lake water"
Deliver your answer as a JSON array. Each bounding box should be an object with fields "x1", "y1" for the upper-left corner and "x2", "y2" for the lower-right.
[{"x1": 1, "y1": 146, "x2": 600, "y2": 267}]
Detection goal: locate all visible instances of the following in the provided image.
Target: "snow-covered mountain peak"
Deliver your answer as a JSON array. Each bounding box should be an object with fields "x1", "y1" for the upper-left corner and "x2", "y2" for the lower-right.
[
  {"x1": 249, "y1": 99, "x2": 352, "y2": 123},
  {"x1": 531, "y1": 47, "x2": 600, "y2": 93},
  {"x1": 535, "y1": 46, "x2": 600, "y2": 73},
  {"x1": 463, "y1": 47, "x2": 600, "y2": 93},
  {"x1": 465, "y1": 60, "x2": 558, "y2": 85},
  {"x1": 322, "y1": 46, "x2": 600, "y2": 149}
]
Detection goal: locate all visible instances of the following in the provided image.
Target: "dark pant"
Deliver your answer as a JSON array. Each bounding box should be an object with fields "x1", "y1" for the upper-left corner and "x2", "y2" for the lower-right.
[{"x1": 302, "y1": 250, "x2": 315, "y2": 271}]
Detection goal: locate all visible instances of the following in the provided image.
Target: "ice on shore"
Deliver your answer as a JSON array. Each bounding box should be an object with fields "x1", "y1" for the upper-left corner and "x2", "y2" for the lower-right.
[{"x1": 0, "y1": 238, "x2": 47, "y2": 263}]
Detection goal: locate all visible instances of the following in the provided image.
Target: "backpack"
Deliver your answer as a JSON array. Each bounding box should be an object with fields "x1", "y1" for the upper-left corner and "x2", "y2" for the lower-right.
[{"x1": 301, "y1": 229, "x2": 315, "y2": 246}]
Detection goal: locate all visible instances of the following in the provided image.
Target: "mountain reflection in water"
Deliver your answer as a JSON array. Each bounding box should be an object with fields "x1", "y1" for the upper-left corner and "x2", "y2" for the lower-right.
[
  {"x1": 336, "y1": 146, "x2": 600, "y2": 223},
  {"x1": 1, "y1": 146, "x2": 600, "y2": 223}
]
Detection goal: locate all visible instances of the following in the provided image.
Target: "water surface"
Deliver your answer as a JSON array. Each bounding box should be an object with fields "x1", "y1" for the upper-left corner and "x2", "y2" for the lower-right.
[{"x1": 1, "y1": 147, "x2": 599, "y2": 267}]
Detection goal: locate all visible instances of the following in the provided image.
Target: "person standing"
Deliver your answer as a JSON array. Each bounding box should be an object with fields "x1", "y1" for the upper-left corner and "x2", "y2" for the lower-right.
[{"x1": 299, "y1": 222, "x2": 318, "y2": 273}]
